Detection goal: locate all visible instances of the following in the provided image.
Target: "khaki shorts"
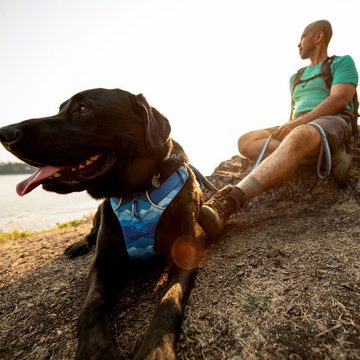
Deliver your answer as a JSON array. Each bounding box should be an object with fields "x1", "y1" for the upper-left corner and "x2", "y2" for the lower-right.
[{"x1": 266, "y1": 115, "x2": 350, "y2": 154}]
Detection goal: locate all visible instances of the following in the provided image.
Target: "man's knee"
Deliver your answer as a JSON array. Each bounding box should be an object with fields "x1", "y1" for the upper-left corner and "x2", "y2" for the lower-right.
[
  {"x1": 290, "y1": 123, "x2": 320, "y2": 140},
  {"x1": 283, "y1": 124, "x2": 321, "y2": 156},
  {"x1": 237, "y1": 129, "x2": 272, "y2": 158},
  {"x1": 237, "y1": 132, "x2": 251, "y2": 156}
]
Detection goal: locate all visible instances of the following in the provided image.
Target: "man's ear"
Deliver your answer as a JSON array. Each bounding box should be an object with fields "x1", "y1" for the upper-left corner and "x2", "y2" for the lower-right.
[
  {"x1": 316, "y1": 30, "x2": 325, "y2": 43},
  {"x1": 134, "y1": 93, "x2": 171, "y2": 153}
]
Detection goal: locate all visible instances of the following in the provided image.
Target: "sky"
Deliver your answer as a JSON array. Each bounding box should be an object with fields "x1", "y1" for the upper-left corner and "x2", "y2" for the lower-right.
[{"x1": 0, "y1": 0, "x2": 359, "y2": 175}]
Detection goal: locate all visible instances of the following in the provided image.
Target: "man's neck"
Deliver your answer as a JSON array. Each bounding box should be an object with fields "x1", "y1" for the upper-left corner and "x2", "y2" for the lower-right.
[{"x1": 309, "y1": 51, "x2": 329, "y2": 66}]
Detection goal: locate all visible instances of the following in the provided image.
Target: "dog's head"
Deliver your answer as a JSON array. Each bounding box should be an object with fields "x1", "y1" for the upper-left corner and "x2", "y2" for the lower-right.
[{"x1": 0, "y1": 88, "x2": 171, "y2": 198}]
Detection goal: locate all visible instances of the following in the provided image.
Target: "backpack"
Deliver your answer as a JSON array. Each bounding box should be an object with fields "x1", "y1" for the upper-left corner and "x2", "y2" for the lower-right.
[{"x1": 291, "y1": 55, "x2": 359, "y2": 139}]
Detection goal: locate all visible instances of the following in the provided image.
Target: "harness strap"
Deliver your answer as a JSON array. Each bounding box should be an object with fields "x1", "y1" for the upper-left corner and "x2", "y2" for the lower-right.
[
  {"x1": 291, "y1": 56, "x2": 336, "y2": 96},
  {"x1": 149, "y1": 166, "x2": 188, "y2": 203},
  {"x1": 291, "y1": 56, "x2": 358, "y2": 138},
  {"x1": 110, "y1": 166, "x2": 189, "y2": 260}
]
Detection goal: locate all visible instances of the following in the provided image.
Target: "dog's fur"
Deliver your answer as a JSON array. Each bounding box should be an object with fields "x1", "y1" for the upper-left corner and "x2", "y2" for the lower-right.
[{"x1": 0, "y1": 88, "x2": 204, "y2": 359}]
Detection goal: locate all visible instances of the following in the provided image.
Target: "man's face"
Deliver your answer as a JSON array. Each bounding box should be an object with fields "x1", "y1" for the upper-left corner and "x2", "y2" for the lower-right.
[{"x1": 298, "y1": 25, "x2": 317, "y2": 60}]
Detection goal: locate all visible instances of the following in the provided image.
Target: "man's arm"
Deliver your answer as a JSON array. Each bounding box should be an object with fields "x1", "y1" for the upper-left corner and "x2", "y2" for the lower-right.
[
  {"x1": 294, "y1": 83, "x2": 356, "y2": 124},
  {"x1": 274, "y1": 83, "x2": 356, "y2": 140}
]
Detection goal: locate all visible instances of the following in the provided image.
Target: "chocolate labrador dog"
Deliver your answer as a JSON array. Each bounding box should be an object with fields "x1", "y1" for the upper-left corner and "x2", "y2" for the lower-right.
[{"x1": 0, "y1": 88, "x2": 204, "y2": 359}]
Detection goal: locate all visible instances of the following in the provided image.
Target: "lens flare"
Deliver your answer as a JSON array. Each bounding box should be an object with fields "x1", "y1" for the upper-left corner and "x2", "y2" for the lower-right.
[{"x1": 171, "y1": 236, "x2": 199, "y2": 271}]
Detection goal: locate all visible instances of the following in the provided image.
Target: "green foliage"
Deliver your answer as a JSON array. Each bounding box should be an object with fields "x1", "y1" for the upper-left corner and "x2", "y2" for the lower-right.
[
  {"x1": 0, "y1": 219, "x2": 84, "y2": 242},
  {"x1": 0, "y1": 230, "x2": 33, "y2": 241},
  {"x1": 183, "y1": 327, "x2": 199, "y2": 342},
  {"x1": 59, "y1": 292, "x2": 77, "y2": 305},
  {"x1": 56, "y1": 219, "x2": 82, "y2": 229},
  {"x1": 243, "y1": 293, "x2": 271, "y2": 314},
  {"x1": 0, "y1": 161, "x2": 36, "y2": 175}
]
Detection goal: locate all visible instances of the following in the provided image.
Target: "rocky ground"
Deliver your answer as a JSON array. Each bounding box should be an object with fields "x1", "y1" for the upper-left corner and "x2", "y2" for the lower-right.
[{"x1": 0, "y1": 141, "x2": 360, "y2": 360}]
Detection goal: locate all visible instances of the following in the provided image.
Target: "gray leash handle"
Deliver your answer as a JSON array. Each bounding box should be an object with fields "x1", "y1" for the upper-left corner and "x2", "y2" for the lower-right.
[{"x1": 309, "y1": 122, "x2": 331, "y2": 179}]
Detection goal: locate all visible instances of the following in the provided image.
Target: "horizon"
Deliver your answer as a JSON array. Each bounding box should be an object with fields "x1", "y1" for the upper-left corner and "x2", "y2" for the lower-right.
[{"x1": 1, "y1": 0, "x2": 359, "y2": 175}]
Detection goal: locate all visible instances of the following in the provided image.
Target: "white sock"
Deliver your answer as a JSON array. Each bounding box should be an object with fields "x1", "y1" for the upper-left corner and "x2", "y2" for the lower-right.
[{"x1": 236, "y1": 175, "x2": 263, "y2": 201}]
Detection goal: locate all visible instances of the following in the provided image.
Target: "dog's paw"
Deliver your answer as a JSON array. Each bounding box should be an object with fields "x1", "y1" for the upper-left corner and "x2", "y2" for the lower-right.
[
  {"x1": 64, "y1": 240, "x2": 91, "y2": 258},
  {"x1": 134, "y1": 347, "x2": 176, "y2": 360},
  {"x1": 76, "y1": 323, "x2": 119, "y2": 360},
  {"x1": 76, "y1": 343, "x2": 119, "y2": 360}
]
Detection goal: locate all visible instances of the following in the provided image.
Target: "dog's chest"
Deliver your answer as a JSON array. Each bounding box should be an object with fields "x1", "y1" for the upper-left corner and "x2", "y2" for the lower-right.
[{"x1": 110, "y1": 166, "x2": 188, "y2": 259}]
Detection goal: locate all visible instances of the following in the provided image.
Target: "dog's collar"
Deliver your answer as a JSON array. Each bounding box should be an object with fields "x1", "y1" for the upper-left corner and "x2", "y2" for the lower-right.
[{"x1": 112, "y1": 166, "x2": 189, "y2": 210}]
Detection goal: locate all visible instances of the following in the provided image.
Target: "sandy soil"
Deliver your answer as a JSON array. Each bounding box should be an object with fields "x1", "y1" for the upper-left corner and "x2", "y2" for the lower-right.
[{"x1": 1, "y1": 142, "x2": 360, "y2": 360}]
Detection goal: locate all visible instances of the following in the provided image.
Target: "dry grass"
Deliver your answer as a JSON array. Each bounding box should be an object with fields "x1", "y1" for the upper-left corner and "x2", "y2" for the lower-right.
[{"x1": 1, "y1": 144, "x2": 360, "y2": 359}]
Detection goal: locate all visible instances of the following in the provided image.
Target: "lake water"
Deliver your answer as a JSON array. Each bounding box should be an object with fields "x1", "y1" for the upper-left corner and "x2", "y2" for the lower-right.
[{"x1": 0, "y1": 174, "x2": 100, "y2": 232}]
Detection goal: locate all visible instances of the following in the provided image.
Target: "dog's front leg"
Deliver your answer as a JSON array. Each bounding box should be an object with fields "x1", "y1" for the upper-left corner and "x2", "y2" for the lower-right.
[
  {"x1": 76, "y1": 201, "x2": 128, "y2": 360},
  {"x1": 134, "y1": 238, "x2": 199, "y2": 360},
  {"x1": 65, "y1": 204, "x2": 101, "y2": 258},
  {"x1": 76, "y1": 262, "x2": 120, "y2": 360}
]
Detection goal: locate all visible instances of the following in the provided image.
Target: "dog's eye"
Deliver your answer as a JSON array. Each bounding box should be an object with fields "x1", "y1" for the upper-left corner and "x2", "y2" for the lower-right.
[{"x1": 79, "y1": 104, "x2": 91, "y2": 113}]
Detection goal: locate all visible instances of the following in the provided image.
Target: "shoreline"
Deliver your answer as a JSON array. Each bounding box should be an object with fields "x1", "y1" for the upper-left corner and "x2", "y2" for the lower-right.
[
  {"x1": 0, "y1": 174, "x2": 99, "y2": 233},
  {"x1": 0, "y1": 215, "x2": 93, "y2": 241}
]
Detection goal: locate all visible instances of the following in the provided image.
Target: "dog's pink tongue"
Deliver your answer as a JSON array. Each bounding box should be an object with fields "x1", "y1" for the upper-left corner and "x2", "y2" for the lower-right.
[{"x1": 16, "y1": 165, "x2": 64, "y2": 196}]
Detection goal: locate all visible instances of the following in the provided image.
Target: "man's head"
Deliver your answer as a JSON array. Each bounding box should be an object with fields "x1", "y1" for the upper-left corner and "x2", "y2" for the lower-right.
[{"x1": 298, "y1": 20, "x2": 332, "y2": 60}]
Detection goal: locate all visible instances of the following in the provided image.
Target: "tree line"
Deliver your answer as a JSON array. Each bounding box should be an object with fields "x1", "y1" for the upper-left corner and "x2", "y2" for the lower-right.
[{"x1": 0, "y1": 162, "x2": 36, "y2": 175}]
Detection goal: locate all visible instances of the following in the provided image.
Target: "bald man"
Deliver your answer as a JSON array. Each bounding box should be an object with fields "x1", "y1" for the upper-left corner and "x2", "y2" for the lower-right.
[{"x1": 198, "y1": 19, "x2": 358, "y2": 239}]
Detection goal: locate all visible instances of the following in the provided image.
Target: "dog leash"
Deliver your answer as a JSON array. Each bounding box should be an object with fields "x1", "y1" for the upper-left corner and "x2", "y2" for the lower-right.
[
  {"x1": 250, "y1": 125, "x2": 331, "y2": 179},
  {"x1": 188, "y1": 164, "x2": 219, "y2": 192},
  {"x1": 189, "y1": 123, "x2": 332, "y2": 191},
  {"x1": 249, "y1": 135, "x2": 273, "y2": 173},
  {"x1": 309, "y1": 122, "x2": 332, "y2": 179}
]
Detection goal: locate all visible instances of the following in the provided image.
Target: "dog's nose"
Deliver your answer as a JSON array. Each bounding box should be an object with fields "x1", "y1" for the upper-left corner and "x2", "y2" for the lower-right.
[{"x1": 0, "y1": 125, "x2": 21, "y2": 145}]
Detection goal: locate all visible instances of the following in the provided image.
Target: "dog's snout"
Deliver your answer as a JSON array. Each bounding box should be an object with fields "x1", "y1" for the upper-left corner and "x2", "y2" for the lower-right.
[{"x1": 0, "y1": 125, "x2": 21, "y2": 145}]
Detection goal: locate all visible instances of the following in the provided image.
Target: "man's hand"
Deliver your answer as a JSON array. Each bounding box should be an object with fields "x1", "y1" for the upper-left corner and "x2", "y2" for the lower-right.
[
  {"x1": 272, "y1": 121, "x2": 297, "y2": 141},
  {"x1": 274, "y1": 83, "x2": 356, "y2": 142}
]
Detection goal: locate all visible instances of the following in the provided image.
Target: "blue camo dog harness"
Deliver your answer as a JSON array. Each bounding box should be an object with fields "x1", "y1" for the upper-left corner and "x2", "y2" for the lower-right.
[{"x1": 110, "y1": 166, "x2": 189, "y2": 260}]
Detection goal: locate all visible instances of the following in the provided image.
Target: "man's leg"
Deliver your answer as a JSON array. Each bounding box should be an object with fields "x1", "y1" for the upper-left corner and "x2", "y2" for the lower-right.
[
  {"x1": 237, "y1": 127, "x2": 281, "y2": 161},
  {"x1": 250, "y1": 125, "x2": 320, "y2": 190},
  {"x1": 198, "y1": 125, "x2": 321, "y2": 239}
]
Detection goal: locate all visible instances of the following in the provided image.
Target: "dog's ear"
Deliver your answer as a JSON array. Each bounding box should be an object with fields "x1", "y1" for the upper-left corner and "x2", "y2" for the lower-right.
[{"x1": 134, "y1": 93, "x2": 171, "y2": 153}]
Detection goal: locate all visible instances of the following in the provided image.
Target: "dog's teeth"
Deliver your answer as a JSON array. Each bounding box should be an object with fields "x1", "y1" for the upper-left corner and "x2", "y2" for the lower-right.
[
  {"x1": 79, "y1": 164, "x2": 85, "y2": 170},
  {"x1": 86, "y1": 160, "x2": 93, "y2": 166},
  {"x1": 90, "y1": 155, "x2": 100, "y2": 161},
  {"x1": 53, "y1": 173, "x2": 61, "y2": 178}
]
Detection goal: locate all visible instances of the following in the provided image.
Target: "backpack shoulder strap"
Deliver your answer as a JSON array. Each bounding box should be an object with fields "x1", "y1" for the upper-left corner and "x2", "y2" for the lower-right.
[
  {"x1": 291, "y1": 67, "x2": 306, "y2": 95},
  {"x1": 320, "y1": 55, "x2": 336, "y2": 89},
  {"x1": 291, "y1": 67, "x2": 306, "y2": 114}
]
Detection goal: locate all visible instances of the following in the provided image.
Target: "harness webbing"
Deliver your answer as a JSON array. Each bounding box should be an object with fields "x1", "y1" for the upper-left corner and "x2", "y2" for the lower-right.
[
  {"x1": 291, "y1": 56, "x2": 336, "y2": 96},
  {"x1": 110, "y1": 166, "x2": 189, "y2": 259}
]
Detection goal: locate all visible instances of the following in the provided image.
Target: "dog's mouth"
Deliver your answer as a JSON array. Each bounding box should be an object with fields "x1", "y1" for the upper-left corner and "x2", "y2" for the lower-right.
[{"x1": 16, "y1": 153, "x2": 116, "y2": 196}]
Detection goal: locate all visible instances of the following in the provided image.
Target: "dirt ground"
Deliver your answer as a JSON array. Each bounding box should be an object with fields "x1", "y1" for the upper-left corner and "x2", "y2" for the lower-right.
[{"x1": 1, "y1": 142, "x2": 360, "y2": 360}]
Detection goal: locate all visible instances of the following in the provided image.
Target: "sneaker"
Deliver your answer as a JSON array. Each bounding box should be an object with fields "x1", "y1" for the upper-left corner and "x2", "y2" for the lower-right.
[
  {"x1": 332, "y1": 146, "x2": 352, "y2": 185},
  {"x1": 198, "y1": 185, "x2": 245, "y2": 239}
]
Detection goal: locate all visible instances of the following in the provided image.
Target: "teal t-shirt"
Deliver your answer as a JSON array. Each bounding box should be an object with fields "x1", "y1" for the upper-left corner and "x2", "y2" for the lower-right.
[{"x1": 290, "y1": 55, "x2": 358, "y2": 119}]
